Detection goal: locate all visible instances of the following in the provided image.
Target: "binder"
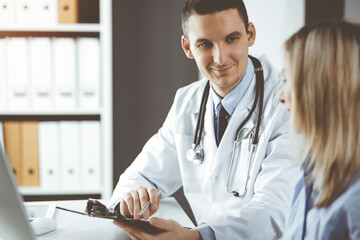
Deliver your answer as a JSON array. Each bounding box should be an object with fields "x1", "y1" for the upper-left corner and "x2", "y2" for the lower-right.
[
  {"x1": 59, "y1": 121, "x2": 80, "y2": 188},
  {"x1": 35, "y1": 0, "x2": 58, "y2": 26},
  {"x1": 0, "y1": 39, "x2": 6, "y2": 110},
  {"x1": 0, "y1": 0, "x2": 15, "y2": 26},
  {"x1": 2, "y1": 121, "x2": 22, "y2": 185},
  {"x1": 38, "y1": 122, "x2": 60, "y2": 189},
  {"x1": 58, "y1": 0, "x2": 78, "y2": 23},
  {"x1": 77, "y1": 0, "x2": 99, "y2": 23},
  {"x1": 21, "y1": 121, "x2": 40, "y2": 186},
  {"x1": 15, "y1": 0, "x2": 36, "y2": 26},
  {"x1": 29, "y1": 37, "x2": 53, "y2": 110},
  {"x1": 7, "y1": 38, "x2": 30, "y2": 109},
  {"x1": 53, "y1": 38, "x2": 77, "y2": 110},
  {"x1": 0, "y1": 122, "x2": 4, "y2": 153},
  {"x1": 80, "y1": 121, "x2": 101, "y2": 189},
  {"x1": 78, "y1": 38, "x2": 100, "y2": 109}
]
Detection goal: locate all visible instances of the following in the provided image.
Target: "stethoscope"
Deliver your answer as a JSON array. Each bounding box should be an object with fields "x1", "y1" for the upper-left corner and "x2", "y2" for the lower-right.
[{"x1": 186, "y1": 56, "x2": 264, "y2": 197}]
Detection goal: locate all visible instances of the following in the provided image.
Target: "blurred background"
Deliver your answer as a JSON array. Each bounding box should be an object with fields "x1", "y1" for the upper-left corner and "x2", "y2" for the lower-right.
[{"x1": 0, "y1": 0, "x2": 359, "y2": 225}]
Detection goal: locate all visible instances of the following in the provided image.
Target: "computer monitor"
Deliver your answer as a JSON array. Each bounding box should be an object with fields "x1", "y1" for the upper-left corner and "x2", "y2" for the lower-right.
[{"x1": 0, "y1": 146, "x2": 35, "y2": 240}]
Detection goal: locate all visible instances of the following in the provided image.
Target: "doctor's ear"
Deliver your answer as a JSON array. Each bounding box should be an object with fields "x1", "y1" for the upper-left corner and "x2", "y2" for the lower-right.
[
  {"x1": 247, "y1": 22, "x2": 256, "y2": 47},
  {"x1": 181, "y1": 35, "x2": 194, "y2": 59}
]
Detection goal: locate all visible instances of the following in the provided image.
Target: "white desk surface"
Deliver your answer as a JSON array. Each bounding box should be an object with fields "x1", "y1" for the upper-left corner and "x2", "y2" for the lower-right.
[{"x1": 36, "y1": 197, "x2": 194, "y2": 240}]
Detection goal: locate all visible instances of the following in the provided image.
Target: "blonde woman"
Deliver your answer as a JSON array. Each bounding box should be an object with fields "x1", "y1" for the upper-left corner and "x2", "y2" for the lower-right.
[{"x1": 279, "y1": 20, "x2": 360, "y2": 239}]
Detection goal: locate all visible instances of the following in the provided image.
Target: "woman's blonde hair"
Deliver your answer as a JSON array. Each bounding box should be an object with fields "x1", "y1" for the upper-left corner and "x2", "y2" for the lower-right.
[{"x1": 285, "y1": 20, "x2": 360, "y2": 208}]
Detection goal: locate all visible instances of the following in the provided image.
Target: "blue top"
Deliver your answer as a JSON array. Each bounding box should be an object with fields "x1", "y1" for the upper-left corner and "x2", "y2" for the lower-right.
[
  {"x1": 282, "y1": 166, "x2": 360, "y2": 240},
  {"x1": 196, "y1": 57, "x2": 254, "y2": 240}
]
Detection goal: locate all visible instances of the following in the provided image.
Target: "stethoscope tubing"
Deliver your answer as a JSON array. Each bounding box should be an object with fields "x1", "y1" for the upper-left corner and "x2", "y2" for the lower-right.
[
  {"x1": 233, "y1": 56, "x2": 264, "y2": 144},
  {"x1": 193, "y1": 82, "x2": 210, "y2": 147}
]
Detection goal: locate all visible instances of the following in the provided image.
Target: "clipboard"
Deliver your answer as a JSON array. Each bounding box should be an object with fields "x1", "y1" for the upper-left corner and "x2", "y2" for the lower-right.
[{"x1": 56, "y1": 199, "x2": 164, "y2": 234}]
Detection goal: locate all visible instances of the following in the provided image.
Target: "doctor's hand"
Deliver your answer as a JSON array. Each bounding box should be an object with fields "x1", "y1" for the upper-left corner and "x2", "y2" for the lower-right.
[
  {"x1": 113, "y1": 217, "x2": 202, "y2": 240},
  {"x1": 120, "y1": 186, "x2": 160, "y2": 220}
]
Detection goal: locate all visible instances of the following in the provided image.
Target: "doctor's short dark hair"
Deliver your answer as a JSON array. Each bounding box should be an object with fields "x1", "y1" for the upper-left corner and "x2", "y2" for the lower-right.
[{"x1": 181, "y1": 0, "x2": 249, "y2": 37}]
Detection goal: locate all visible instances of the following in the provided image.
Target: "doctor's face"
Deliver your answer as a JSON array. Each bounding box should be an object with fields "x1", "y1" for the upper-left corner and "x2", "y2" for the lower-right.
[{"x1": 181, "y1": 8, "x2": 256, "y2": 98}]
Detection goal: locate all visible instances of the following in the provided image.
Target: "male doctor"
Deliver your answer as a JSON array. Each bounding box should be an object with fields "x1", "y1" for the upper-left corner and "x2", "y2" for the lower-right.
[{"x1": 109, "y1": 0, "x2": 300, "y2": 239}]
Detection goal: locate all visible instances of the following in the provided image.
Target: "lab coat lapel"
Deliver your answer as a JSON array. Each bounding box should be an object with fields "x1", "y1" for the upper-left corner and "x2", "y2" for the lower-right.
[
  {"x1": 185, "y1": 89, "x2": 203, "y2": 115},
  {"x1": 211, "y1": 75, "x2": 257, "y2": 172}
]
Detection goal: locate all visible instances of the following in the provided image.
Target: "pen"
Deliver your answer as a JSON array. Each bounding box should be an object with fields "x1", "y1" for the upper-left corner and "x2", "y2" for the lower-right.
[{"x1": 139, "y1": 189, "x2": 160, "y2": 216}]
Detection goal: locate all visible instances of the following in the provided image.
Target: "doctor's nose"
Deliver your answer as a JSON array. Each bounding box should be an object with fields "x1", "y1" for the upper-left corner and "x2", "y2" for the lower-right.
[{"x1": 212, "y1": 45, "x2": 228, "y2": 65}]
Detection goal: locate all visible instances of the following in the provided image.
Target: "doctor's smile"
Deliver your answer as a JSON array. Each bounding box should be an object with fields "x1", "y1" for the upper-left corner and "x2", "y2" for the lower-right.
[{"x1": 210, "y1": 63, "x2": 235, "y2": 75}]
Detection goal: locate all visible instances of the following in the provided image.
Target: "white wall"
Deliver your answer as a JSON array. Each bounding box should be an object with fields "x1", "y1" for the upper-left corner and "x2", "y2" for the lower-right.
[
  {"x1": 244, "y1": 0, "x2": 305, "y2": 71},
  {"x1": 344, "y1": 0, "x2": 360, "y2": 23}
]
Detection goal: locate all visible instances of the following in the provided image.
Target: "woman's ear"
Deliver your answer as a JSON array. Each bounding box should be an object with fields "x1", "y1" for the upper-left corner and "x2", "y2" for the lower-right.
[{"x1": 181, "y1": 35, "x2": 194, "y2": 59}]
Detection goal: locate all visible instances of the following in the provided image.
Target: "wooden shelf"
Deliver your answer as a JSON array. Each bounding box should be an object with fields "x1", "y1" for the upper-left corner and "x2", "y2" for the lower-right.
[
  {"x1": 0, "y1": 110, "x2": 102, "y2": 121},
  {"x1": 0, "y1": 24, "x2": 101, "y2": 38}
]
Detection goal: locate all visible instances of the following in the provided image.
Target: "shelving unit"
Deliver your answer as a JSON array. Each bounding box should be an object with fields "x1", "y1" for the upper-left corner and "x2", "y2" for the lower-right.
[{"x1": 0, "y1": 0, "x2": 113, "y2": 200}]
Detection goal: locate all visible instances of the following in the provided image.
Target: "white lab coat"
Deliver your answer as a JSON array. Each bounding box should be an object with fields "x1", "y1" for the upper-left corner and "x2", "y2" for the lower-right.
[{"x1": 109, "y1": 55, "x2": 300, "y2": 239}]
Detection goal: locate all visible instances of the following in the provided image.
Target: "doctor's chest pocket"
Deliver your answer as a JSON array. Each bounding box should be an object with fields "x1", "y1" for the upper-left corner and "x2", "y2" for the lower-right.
[
  {"x1": 228, "y1": 139, "x2": 254, "y2": 194},
  {"x1": 173, "y1": 132, "x2": 205, "y2": 180}
]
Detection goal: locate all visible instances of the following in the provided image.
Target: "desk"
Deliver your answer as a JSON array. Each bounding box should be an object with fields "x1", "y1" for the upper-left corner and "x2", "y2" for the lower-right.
[{"x1": 36, "y1": 198, "x2": 194, "y2": 240}]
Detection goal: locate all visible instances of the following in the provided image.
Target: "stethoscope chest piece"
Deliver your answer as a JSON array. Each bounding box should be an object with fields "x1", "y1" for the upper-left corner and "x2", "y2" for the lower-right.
[{"x1": 186, "y1": 144, "x2": 204, "y2": 164}]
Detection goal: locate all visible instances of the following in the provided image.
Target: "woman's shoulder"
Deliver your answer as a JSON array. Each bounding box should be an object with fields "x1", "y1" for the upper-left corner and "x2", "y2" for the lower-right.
[
  {"x1": 342, "y1": 170, "x2": 360, "y2": 210},
  {"x1": 328, "y1": 170, "x2": 360, "y2": 219}
]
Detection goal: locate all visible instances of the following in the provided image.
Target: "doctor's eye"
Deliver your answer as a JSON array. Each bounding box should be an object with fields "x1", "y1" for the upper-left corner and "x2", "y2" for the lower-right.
[
  {"x1": 197, "y1": 40, "x2": 212, "y2": 49},
  {"x1": 225, "y1": 36, "x2": 239, "y2": 43}
]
